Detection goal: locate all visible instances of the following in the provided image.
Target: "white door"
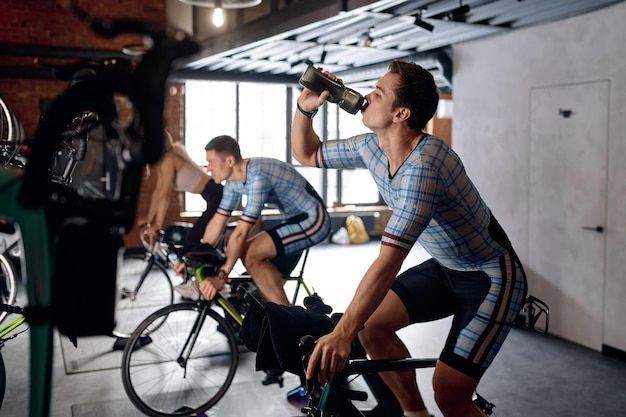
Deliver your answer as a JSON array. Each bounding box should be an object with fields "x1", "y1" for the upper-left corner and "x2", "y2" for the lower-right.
[{"x1": 529, "y1": 81, "x2": 608, "y2": 351}]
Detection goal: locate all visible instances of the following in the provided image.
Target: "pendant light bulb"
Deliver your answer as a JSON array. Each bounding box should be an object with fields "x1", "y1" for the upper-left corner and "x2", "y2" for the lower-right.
[{"x1": 212, "y1": 0, "x2": 224, "y2": 28}]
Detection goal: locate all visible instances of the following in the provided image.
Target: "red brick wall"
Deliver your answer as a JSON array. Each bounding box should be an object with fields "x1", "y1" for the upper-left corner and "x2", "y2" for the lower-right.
[
  {"x1": 1, "y1": 0, "x2": 186, "y2": 248},
  {"x1": 1, "y1": 0, "x2": 166, "y2": 135}
]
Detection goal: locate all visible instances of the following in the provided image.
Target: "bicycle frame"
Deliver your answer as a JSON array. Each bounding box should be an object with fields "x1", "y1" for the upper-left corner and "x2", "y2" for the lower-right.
[
  {"x1": 311, "y1": 357, "x2": 438, "y2": 417},
  {"x1": 307, "y1": 295, "x2": 550, "y2": 417},
  {"x1": 122, "y1": 256, "x2": 159, "y2": 302},
  {"x1": 0, "y1": 303, "x2": 26, "y2": 342},
  {"x1": 194, "y1": 261, "x2": 317, "y2": 329},
  {"x1": 214, "y1": 292, "x2": 245, "y2": 327}
]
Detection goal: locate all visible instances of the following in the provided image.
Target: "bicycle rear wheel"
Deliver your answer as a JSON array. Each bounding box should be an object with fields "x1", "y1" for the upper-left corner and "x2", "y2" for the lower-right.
[
  {"x1": 121, "y1": 301, "x2": 239, "y2": 417},
  {"x1": 0, "y1": 253, "x2": 18, "y2": 324},
  {"x1": 113, "y1": 253, "x2": 174, "y2": 338}
]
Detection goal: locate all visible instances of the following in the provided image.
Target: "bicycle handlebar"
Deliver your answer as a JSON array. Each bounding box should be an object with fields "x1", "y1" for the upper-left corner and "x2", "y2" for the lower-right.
[{"x1": 139, "y1": 224, "x2": 164, "y2": 251}]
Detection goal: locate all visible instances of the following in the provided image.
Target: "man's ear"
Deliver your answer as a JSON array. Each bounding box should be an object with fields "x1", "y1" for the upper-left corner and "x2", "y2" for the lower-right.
[{"x1": 394, "y1": 106, "x2": 411, "y2": 123}]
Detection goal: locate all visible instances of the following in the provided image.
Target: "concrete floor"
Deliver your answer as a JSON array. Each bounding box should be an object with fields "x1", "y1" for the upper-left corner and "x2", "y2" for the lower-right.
[{"x1": 2, "y1": 240, "x2": 626, "y2": 416}]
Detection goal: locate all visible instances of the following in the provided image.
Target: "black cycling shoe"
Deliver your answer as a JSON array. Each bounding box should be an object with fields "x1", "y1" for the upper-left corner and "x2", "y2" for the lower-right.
[{"x1": 261, "y1": 370, "x2": 284, "y2": 387}]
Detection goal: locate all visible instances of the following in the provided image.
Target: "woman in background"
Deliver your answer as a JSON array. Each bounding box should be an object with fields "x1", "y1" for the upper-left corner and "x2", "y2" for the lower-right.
[{"x1": 137, "y1": 131, "x2": 223, "y2": 248}]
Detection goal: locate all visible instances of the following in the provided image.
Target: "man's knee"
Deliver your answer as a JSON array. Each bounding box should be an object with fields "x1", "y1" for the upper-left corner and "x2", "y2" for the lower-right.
[
  {"x1": 432, "y1": 363, "x2": 479, "y2": 415},
  {"x1": 360, "y1": 293, "x2": 409, "y2": 349},
  {"x1": 359, "y1": 317, "x2": 392, "y2": 351},
  {"x1": 434, "y1": 383, "x2": 464, "y2": 414}
]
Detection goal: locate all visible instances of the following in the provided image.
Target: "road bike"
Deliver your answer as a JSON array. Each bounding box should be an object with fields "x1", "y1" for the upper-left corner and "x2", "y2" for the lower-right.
[
  {"x1": 120, "y1": 242, "x2": 318, "y2": 417},
  {"x1": 113, "y1": 219, "x2": 312, "y2": 340},
  {"x1": 242, "y1": 290, "x2": 550, "y2": 417}
]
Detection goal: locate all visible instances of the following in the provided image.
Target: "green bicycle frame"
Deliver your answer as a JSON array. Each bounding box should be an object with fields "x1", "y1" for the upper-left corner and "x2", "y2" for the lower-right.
[
  {"x1": 318, "y1": 382, "x2": 364, "y2": 417},
  {"x1": 0, "y1": 314, "x2": 26, "y2": 338}
]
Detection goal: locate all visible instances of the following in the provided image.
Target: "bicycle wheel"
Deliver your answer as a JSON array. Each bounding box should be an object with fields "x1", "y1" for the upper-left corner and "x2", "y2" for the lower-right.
[
  {"x1": 0, "y1": 253, "x2": 18, "y2": 324},
  {"x1": 113, "y1": 253, "x2": 174, "y2": 338},
  {"x1": 121, "y1": 301, "x2": 239, "y2": 417},
  {"x1": 0, "y1": 351, "x2": 4, "y2": 409}
]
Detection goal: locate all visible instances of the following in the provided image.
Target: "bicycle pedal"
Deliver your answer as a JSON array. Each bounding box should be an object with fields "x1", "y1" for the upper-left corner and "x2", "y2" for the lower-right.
[
  {"x1": 112, "y1": 335, "x2": 152, "y2": 351},
  {"x1": 120, "y1": 287, "x2": 134, "y2": 300},
  {"x1": 472, "y1": 392, "x2": 495, "y2": 416},
  {"x1": 299, "y1": 405, "x2": 320, "y2": 417},
  {"x1": 287, "y1": 384, "x2": 307, "y2": 401}
]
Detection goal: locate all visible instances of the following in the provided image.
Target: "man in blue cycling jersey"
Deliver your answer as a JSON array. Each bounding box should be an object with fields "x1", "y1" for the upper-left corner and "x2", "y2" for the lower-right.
[
  {"x1": 291, "y1": 61, "x2": 527, "y2": 417},
  {"x1": 192, "y1": 135, "x2": 331, "y2": 306}
]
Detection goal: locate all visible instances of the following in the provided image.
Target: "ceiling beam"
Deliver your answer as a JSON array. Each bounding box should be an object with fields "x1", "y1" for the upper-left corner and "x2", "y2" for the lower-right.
[{"x1": 179, "y1": 0, "x2": 380, "y2": 66}]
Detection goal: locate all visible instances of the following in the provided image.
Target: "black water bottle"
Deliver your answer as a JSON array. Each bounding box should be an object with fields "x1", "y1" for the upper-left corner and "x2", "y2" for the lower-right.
[{"x1": 298, "y1": 65, "x2": 366, "y2": 114}]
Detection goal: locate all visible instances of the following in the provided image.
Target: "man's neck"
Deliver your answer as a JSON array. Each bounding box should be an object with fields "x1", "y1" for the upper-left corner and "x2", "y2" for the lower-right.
[
  {"x1": 381, "y1": 128, "x2": 425, "y2": 174},
  {"x1": 230, "y1": 159, "x2": 248, "y2": 183}
]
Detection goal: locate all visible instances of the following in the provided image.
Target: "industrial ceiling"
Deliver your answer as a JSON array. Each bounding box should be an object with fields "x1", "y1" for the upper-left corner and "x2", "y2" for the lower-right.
[{"x1": 173, "y1": 0, "x2": 623, "y2": 93}]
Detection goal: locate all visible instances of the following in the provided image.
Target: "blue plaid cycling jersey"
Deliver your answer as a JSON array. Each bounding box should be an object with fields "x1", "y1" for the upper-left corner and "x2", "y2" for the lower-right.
[
  {"x1": 317, "y1": 133, "x2": 505, "y2": 269},
  {"x1": 219, "y1": 157, "x2": 322, "y2": 224}
]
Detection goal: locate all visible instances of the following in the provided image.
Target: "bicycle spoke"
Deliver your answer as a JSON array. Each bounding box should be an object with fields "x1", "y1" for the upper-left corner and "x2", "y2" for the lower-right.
[
  {"x1": 113, "y1": 254, "x2": 173, "y2": 338},
  {"x1": 122, "y1": 303, "x2": 238, "y2": 416}
]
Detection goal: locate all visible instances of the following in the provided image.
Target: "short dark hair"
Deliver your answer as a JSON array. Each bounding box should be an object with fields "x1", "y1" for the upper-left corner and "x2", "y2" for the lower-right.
[
  {"x1": 205, "y1": 135, "x2": 242, "y2": 160},
  {"x1": 388, "y1": 60, "x2": 439, "y2": 130}
]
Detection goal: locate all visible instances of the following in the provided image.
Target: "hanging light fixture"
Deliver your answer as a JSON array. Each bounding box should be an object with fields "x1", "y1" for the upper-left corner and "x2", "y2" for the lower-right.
[
  {"x1": 212, "y1": 0, "x2": 224, "y2": 27},
  {"x1": 177, "y1": 0, "x2": 261, "y2": 28}
]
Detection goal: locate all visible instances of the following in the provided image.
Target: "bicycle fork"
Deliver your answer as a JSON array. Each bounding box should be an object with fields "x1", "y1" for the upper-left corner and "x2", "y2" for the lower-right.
[
  {"x1": 176, "y1": 303, "x2": 210, "y2": 375},
  {"x1": 121, "y1": 254, "x2": 157, "y2": 301}
]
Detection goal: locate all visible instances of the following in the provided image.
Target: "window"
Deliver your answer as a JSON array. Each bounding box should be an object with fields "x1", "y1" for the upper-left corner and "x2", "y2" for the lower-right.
[
  {"x1": 185, "y1": 81, "x2": 236, "y2": 166},
  {"x1": 184, "y1": 81, "x2": 236, "y2": 212},
  {"x1": 329, "y1": 98, "x2": 381, "y2": 207},
  {"x1": 238, "y1": 82, "x2": 287, "y2": 160},
  {"x1": 183, "y1": 79, "x2": 382, "y2": 213}
]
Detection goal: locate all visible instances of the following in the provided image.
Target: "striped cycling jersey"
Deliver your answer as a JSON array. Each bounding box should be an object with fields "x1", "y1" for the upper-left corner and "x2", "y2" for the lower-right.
[
  {"x1": 218, "y1": 157, "x2": 322, "y2": 224},
  {"x1": 317, "y1": 133, "x2": 505, "y2": 270}
]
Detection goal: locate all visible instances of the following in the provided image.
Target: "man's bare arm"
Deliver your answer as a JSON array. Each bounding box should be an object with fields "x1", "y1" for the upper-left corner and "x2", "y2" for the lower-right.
[
  {"x1": 291, "y1": 89, "x2": 329, "y2": 166},
  {"x1": 202, "y1": 212, "x2": 228, "y2": 247},
  {"x1": 221, "y1": 220, "x2": 254, "y2": 275}
]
